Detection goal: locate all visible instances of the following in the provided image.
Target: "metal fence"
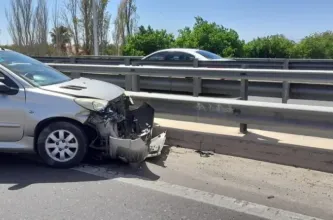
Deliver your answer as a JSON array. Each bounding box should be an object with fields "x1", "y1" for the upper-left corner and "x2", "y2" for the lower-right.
[
  {"x1": 48, "y1": 63, "x2": 333, "y2": 105},
  {"x1": 36, "y1": 55, "x2": 333, "y2": 70},
  {"x1": 46, "y1": 63, "x2": 333, "y2": 134},
  {"x1": 128, "y1": 91, "x2": 333, "y2": 134}
]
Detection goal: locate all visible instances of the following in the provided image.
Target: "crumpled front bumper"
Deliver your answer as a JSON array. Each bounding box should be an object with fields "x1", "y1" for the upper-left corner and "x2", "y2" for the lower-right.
[
  {"x1": 109, "y1": 131, "x2": 166, "y2": 163},
  {"x1": 108, "y1": 103, "x2": 167, "y2": 163}
]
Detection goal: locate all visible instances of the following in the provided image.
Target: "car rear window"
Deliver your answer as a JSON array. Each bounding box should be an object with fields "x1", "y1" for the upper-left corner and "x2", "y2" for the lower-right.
[{"x1": 196, "y1": 50, "x2": 222, "y2": 59}]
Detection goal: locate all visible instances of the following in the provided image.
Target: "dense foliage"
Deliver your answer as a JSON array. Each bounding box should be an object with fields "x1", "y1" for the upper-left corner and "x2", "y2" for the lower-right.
[
  {"x1": 123, "y1": 26, "x2": 175, "y2": 56},
  {"x1": 122, "y1": 17, "x2": 333, "y2": 59},
  {"x1": 174, "y1": 17, "x2": 244, "y2": 57},
  {"x1": 243, "y1": 35, "x2": 295, "y2": 58},
  {"x1": 291, "y1": 31, "x2": 333, "y2": 59}
]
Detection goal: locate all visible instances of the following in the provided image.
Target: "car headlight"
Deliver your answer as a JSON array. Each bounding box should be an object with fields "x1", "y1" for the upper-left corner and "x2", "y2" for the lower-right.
[
  {"x1": 74, "y1": 98, "x2": 109, "y2": 112},
  {"x1": 124, "y1": 92, "x2": 134, "y2": 105}
]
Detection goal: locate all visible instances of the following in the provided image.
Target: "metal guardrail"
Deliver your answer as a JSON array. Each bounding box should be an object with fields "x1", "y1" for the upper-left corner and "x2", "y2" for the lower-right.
[
  {"x1": 48, "y1": 63, "x2": 333, "y2": 82},
  {"x1": 48, "y1": 63, "x2": 333, "y2": 105},
  {"x1": 128, "y1": 92, "x2": 333, "y2": 133},
  {"x1": 36, "y1": 55, "x2": 333, "y2": 70},
  {"x1": 45, "y1": 63, "x2": 333, "y2": 133}
]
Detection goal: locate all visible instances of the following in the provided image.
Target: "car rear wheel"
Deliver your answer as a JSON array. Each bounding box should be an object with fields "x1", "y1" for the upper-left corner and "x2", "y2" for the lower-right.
[{"x1": 36, "y1": 121, "x2": 88, "y2": 168}]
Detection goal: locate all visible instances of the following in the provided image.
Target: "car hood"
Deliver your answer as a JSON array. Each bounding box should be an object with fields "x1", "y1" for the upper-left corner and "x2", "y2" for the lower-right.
[{"x1": 41, "y1": 77, "x2": 125, "y2": 101}]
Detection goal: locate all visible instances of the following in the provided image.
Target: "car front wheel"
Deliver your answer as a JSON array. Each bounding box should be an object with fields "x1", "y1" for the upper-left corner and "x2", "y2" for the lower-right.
[{"x1": 36, "y1": 121, "x2": 88, "y2": 168}]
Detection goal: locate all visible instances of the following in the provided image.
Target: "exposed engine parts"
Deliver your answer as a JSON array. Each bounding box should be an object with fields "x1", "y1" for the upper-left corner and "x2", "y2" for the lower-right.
[
  {"x1": 88, "y1": 95, "x2": 153, "y2": 138},
  {"x1": 85, "y1": 95, "x2": 163, "y2": 163}
]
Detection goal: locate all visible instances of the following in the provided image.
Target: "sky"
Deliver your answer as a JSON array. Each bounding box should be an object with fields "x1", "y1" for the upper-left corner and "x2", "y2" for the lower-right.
[{"x1": 1, "y1": 0, "x2": 333, "y2": 44}]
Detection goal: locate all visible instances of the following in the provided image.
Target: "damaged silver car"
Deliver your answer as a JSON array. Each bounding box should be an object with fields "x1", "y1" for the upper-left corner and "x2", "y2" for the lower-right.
[{"x1": 0, "y1": 49, "x2": 166, "y2": 168}]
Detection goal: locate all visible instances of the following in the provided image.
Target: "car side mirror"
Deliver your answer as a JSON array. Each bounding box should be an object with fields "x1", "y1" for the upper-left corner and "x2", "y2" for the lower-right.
[{"x1": 0, "y1": 82, "x2": 12, "y2": 94}]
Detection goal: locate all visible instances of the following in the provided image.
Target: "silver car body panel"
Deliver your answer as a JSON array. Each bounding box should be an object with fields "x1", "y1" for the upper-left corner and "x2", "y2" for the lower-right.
[
  {"x1": 23, "y1": 87, "x2": 90, "y2": 137},
  {"x1": 0, "y1": 84, "x2": 91, "y2": 151},
  {"x1": 0, "y1": 87, "x2": 26, "y2": 142},
  {"x1": 0, "y1": 136, "x2": 34, "y2": 152},
  {"x1": 0, "y1": 75, "x2": 125, "y2": 144},
  {"x1": 0, "y1": 51, "x2": 166, "y2": 163},
  {"x1": 0, "y1": 64, "x2": 28, "y2": 142},
  {"x1": 41, "y1": 77, "x2": 125, "y2": 100}
]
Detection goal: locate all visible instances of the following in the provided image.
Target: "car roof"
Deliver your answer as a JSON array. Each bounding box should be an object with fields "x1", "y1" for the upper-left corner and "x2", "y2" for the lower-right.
[
  {"x1": 142, "y1": 48, "x2": 235, "y2": 61},
  {"x1": 153, "y1": 48, "x2": 201, "y2": 53},
  {"x1": 142, "y1": 48, "x2": 206, "y2": 60}
]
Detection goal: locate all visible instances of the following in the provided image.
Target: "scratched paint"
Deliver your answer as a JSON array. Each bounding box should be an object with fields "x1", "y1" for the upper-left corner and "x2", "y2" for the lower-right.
[{"x1": 196, "y1": 103, "x2": 233, "y2": 113}]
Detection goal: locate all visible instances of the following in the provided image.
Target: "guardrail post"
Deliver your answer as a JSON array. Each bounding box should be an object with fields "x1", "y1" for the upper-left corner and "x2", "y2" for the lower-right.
[
  {"x1": 69, "y1": 57, "x2": 77, "y2": 64},
  {"x1": 131, "y1": 62, "x2": 140, "y2": 92},
  {"x1": 240, "y1": 64, "x2": 248, "y2": 134},
  {"x1": 192, "y1": 59, "x2": 202, "y2": 97},
  {"x1": 282, "y1": 60, "x2": 290, "y2": 103},
  {"x1": 124, "y1": 57, "x2": 132, "y2": 91}
]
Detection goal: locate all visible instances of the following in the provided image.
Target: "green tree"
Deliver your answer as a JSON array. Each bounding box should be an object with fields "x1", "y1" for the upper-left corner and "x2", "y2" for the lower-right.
[
  {"x1": 291, "y1": 31, "x2": 333, "y2": 59},
  {"x1": 103, "y1": 43, "x2": 118, "y2": 55},
  {"x1": 50, "y1": 25, "x2": 71, "y2": 54},
  {"x1": 113, "y1": 0, "x2": 139, "y2": 55},
  {"x1": 174, "y1": 17, "x2": 244, "y2": 57},
  {"x1": 244, "y1": 34, "x2": 295, "y2": 58},
  {"x1": 123, "y1": 25, "x2": 175, "y2": 56}
]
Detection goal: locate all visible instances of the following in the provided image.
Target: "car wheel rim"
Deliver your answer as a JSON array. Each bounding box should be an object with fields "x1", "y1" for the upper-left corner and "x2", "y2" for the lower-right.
[{"x1": 45, "y1": 129, "x2": 79, "y2": 163}]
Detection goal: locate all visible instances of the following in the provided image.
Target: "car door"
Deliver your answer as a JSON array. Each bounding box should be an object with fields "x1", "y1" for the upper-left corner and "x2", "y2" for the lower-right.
[{"x1": 0, "y1": 71, "x2": 26, "y2": 142}]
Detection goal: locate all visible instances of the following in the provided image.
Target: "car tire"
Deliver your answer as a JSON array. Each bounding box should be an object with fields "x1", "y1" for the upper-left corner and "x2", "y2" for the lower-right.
[{"x1": 36, "y1": 121, "x2": 88, "y2": 168}]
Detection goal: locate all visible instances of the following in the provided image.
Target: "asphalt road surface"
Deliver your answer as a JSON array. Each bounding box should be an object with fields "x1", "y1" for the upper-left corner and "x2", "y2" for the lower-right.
[{"x1": 0, "y1": 147, "x2": 332, "y2": 220}]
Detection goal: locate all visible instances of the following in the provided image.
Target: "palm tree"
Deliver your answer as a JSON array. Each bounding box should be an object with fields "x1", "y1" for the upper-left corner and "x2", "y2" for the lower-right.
[{"x1": 50, "y1": 26, "x2": 72, "y2": 54}]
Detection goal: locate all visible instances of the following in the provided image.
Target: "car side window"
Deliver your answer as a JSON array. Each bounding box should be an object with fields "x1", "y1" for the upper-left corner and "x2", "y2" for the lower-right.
[
  {"x1": 165, "y1": 52, "x2": 195, "y2": 61},
  {"x1": 145, "y1": 52, "x2": 167, "y2": 61},
  {"x1": 165, "y1": 52, "x2": 180, "y2": 61},
  {"x1": 182, "y1": 53, "x2": 195, "y2": 61}
]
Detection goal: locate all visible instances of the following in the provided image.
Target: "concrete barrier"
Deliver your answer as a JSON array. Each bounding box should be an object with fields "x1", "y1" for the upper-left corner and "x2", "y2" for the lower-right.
[{"x1": 153, "y1": 118, "x2": 333, "y2": 173}]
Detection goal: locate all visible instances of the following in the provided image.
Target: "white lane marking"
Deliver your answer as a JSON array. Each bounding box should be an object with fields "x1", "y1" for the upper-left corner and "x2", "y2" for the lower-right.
[{"x1": 73, "y1": 165, "x2": 322, "y2": 220}]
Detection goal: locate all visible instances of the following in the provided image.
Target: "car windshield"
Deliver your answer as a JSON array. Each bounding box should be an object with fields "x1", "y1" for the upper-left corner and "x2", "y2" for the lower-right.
[
  {"x1": 0, "y1": 50, "x2": 71, "y2": 86},
  {"x1": 196, "y1": 50, "x2": 222, "y2": 60}
]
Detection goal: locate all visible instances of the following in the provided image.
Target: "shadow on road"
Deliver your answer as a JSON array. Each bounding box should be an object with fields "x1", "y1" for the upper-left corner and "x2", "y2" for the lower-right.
[
  {"x1": 0, "y1": 152, "x2": 162, "y2": 191},
  {"x1": 82, "y1": 146, "x2": 174, "y2": 181}
]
